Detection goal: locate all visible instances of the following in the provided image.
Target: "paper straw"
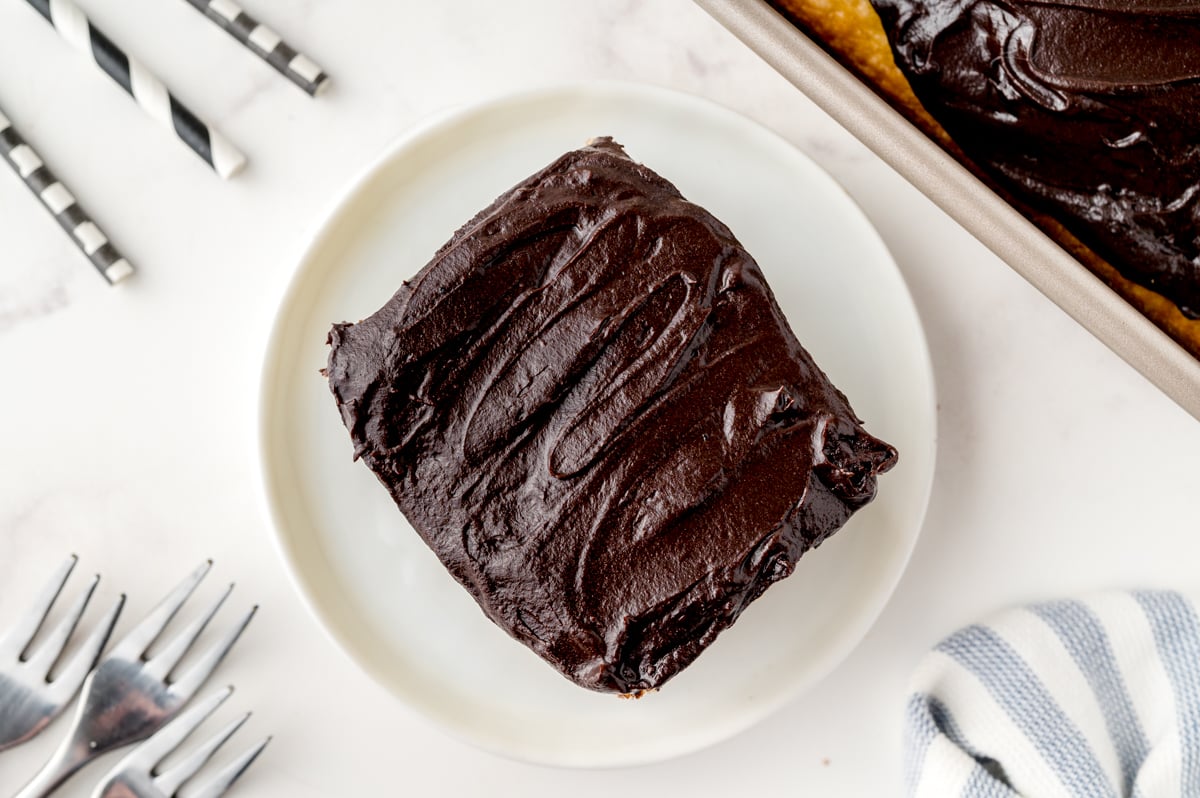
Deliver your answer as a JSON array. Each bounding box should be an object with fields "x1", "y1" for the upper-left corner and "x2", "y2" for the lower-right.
[
  {"x1": 0, "y1": 107, "x2": 134, "y2": 285},
  {"x1": 183, "y1": 0, "x2": 329, "y2": 96},
  {"x1": 22, "y1": 0, "x2": 246, "y2": 179}
]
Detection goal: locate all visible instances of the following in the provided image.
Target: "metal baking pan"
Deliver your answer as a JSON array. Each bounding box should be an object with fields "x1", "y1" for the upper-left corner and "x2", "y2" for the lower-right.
[{"x1": 695, "y1": 0, "x2": 1200, "y2": 420}]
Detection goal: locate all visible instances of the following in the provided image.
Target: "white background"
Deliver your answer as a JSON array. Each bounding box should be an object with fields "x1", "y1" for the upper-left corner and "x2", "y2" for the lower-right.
[{"x1": 1, "y1": 1, "x2": 1198, "y2": 795}]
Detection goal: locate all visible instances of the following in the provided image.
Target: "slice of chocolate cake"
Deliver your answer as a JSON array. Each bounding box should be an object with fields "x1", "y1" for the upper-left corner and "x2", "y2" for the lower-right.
[{"x1": 325, "y1": 138, "x2": 897, "y2": 694}]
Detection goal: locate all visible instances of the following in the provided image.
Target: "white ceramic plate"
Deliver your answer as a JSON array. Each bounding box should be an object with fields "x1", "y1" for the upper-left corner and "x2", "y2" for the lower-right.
[{"x1": 258, "y1": 82, "x2": 936, "y2": 768}]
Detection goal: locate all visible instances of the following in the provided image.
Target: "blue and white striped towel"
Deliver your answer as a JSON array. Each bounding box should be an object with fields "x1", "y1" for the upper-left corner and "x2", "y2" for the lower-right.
[{"x1": 904, "y1": 591, "x2": 1200, "y2": 797}]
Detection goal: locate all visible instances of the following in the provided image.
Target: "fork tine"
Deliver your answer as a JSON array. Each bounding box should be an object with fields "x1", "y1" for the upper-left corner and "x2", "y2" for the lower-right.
[
  {"x1": 47, "y1": 593, "x2": 124, "y2": 704},
  {"x1": 168, "y1": 605, "x2": 256, "y2": 700},
  {"x1": 121, "y1": 686, "x2": 234, "y2": 774},
  {"x1": 143, "y1": 583, "x2": 233, "y2": 682},
  {"x1": 153, "y1": 712, "x2": 249, "y2": 797},
  {"x1": 0, "y1": 555, "x2": 77, "y2": 659},
  {"x1": 25, "y1": 573, "x2": 98, "y2": 674},
  {"x1": 188, "y1": 736, "x2": 271, "y2": 798},
  {"x1": 112, "y1": 560, "x2": 213, "y2": 659}
]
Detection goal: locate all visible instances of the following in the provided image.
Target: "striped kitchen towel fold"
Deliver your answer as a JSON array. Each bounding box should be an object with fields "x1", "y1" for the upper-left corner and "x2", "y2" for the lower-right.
[{"x1": 905, "y1": 591, "x2": 1200, "y2": 798}]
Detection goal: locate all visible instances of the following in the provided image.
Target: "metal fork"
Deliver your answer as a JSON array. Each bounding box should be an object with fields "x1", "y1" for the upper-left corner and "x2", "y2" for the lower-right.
[
  {"x1": 0, "y1": 556, "x2": 123, "y2": 753},
  {"x1": 16, "y1": 561, "x2": 257, "y2": 798},
  {"x1": 92, "y1": 687, "x2": 269, "y2": 798}
]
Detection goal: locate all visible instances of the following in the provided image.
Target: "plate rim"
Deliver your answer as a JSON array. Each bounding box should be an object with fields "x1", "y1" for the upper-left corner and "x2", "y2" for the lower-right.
[{"x1": 255, "y1": 79, "x2": 939, "y2": 768}]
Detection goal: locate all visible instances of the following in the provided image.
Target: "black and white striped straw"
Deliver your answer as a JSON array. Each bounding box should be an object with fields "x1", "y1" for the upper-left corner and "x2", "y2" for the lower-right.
[
  {"x1": 23, "y1": 0, "x2": 246, "y2": 179},
  {"x1": 0, "y1": 106, "x2": 133, "y2": 285},
  {"x1": 184, "y1": 0, "x2": 329, "y2": 96}
]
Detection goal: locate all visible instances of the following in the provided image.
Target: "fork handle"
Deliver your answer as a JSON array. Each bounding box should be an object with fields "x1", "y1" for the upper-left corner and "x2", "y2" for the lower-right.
[{"x1": 13, "y1": 735, "x2": 94, "y2": 798}]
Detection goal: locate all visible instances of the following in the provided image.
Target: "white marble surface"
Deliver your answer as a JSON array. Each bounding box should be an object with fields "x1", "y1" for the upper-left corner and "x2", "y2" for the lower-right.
[{"x1": 1, "y1": 1, "x2": 1198, "y2": 795}]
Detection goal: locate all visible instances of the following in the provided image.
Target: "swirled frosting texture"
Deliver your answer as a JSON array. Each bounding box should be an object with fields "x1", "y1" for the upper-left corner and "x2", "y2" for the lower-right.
[
  {"x1": 869, "y1": 0, "x2": 1200, "y2": 316},
  {"x1": 325, "y1": 139, "x2": 897, "y2": 694}
]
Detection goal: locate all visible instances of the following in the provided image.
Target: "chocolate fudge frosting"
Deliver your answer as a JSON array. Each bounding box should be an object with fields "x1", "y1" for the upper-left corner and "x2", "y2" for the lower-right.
[
  {"x1": 868, "y1": 0, "x2": 1200, "y2": 317},
  {"x1": 326, "y1": 138, "x2": 897, "y2": 694}
]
